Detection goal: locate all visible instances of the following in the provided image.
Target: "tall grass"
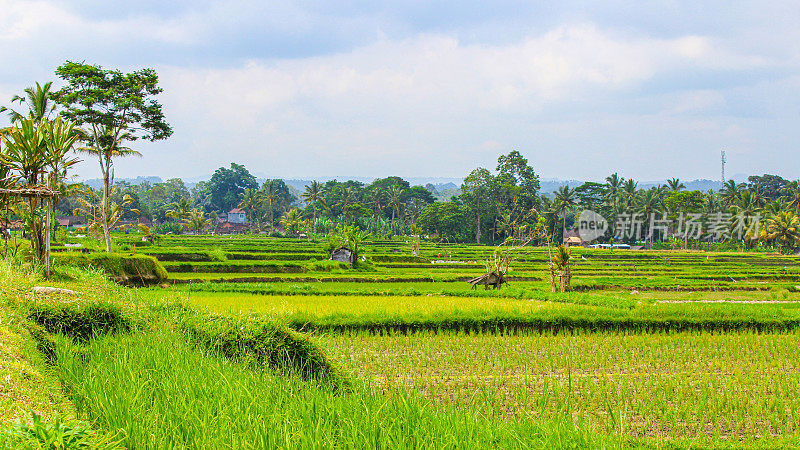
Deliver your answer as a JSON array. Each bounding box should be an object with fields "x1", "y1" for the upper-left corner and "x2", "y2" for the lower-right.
[{"x1": 52, "y1": 331, "x2": 621, "y2": 449}]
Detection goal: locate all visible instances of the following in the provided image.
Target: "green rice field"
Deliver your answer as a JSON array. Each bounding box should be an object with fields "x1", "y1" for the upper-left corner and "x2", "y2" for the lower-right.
[{"x1": 11, "y1": 233, "x2": 800, "y2": 447}]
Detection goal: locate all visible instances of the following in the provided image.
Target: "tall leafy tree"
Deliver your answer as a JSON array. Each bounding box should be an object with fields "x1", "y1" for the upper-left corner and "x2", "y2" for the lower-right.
[
  {"x1": 460, "y1": 167, "x2": 493, "y2": 243},
  {"x1": 748, "y1": 174, "x2": 788, "y2": 201},
  {"x1": 53, "y1": 61, "x2": 172, "y2": 252},
  {"x1": 206, "y1": 163, "x2": 257, "y2": 214},
  {"x1": 496, "y1": 150, "x2": 540, "y2": 200}
]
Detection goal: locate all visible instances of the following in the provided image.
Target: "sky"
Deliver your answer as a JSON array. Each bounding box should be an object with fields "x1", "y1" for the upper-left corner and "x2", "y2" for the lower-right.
[{"x1": 1, "y1": 0, "x2": 798, "y2": 183}]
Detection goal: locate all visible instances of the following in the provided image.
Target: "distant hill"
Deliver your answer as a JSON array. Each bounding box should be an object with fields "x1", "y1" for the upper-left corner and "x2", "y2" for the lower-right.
[{"x1": 81, "y1": 176, "x2": 162, "y2": 190}]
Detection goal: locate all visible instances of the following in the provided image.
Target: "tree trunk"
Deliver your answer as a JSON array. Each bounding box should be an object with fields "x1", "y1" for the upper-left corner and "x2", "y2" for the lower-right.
[
  {"x1": 475, "y1": 212, "x2": 481, "y2": 243},
  {"x1": 268, "y1": 201, "x2": 273, "y2": 229},
  {"x1": 101, "y1": 163, "x2": 112, "y2": 252},
  {"x1": 45, "y1": 199, "x2": 51, "y2": 278}
]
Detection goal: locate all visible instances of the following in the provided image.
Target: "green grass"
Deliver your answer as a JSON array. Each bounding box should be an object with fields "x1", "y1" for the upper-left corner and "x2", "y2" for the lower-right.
[{"x1": 51, "y1": 330, "x2": 622, "y2": 449}]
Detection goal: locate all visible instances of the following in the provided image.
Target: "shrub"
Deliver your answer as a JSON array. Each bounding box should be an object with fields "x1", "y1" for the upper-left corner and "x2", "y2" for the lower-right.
[
  {"x1": 181, "y1": 311, "x2": 348, "y2": 387},
  {"x1": 207, "y1": 248, "x2": 228, "y2": 262},
  {"x1": 25, "y1": 299, "x2": 133, "y2": 343},
  {"x1": 305, "y1": 259, "x2": 349, "y2": 272},
  {"x1": 53, "y1": 253, "x2": 168, "y2": 285}
]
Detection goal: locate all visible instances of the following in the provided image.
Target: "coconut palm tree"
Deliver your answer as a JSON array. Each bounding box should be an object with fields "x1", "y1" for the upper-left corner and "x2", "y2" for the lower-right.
[
  {"x1": 42, "y1": 117, "x2": 81, "y2": 275},
  {"x1": 760, "y1": 211, "x2": 800, "y2": 254},
  {"x1": 279, "y1": 208, "x2": 304, "y2": 234},
  {"x1": 635, "y1": 188, "x2": 664, "y2": 246},
  {"x1": 77, "y1": 127, "x2": 141, "y2": 252},
  {"x1": 260, "y1": 180, "x2": 278, "y2": 228},
  {"x1": 74, "y1": 187, "x2": 138, "y2": 238},
  {"x1": 238, "y1": 188, "x2": 264, "y2": 226},
  {"x1": 386, "y1": 185, "x2": 405, "y2": 232},
  {"x1": 780, "y1": 181, "x2": 800, "y2": 212},
  {"x1": 719, "y1": 180, "x2": 744, "y2": 207},
  {"x1": 553, "y1": 185, "x2": 578, "y2": 241},
  {"x1": 604, "y1": 173, "x2": 624, "y2": 200},
  {"x1": 302, "y1": 181, "x2": 326, "y2": 222},
  {"x1": 166, "y1": 198, "x2": 192, "y2": 223},
  {"x1": 699, "y1": 190, "x2": 721, "y2": 215},
  {"x1": 620, "y1": 179, "x2": 639, "y2": 207},
  {"x1": 365, "y1": 188, "x2": 386, "y2": 233},
  {"x1": 338, "y1": 186, "x2": 357, "y2": 223},
  {"x1": 0, "y1": 82, "x2": 58, "y2": 123},
  {"x1": 764, "y1": 200, "x2": 786, "y2": 217},
  {"x1": 183, "y1": 209, "x2": 212, "y2": 234},
  {"x1": 666, "y1": 178, "x2": 685, "y2": 192},
  {"x1": 730, "y1": 190, "x2": 764, "y2": 217}
]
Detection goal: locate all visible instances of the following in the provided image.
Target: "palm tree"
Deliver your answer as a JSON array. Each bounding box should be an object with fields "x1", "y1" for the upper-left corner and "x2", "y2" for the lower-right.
[
  {"x1": 720, "y1": 180, "x2": 744, "y2": 207},
  {"x1": 302, "y1": 181, "x2": 325, "y2": 221},
  {"x1": 731, "y1": 190, "x2": 764, "y2": 218},
  {"x1": 366, "y1": 188, "x2": 386, "y2": 233},
  {"x1": 702, "y1": 190, "x2": 722, "y2": 215},
  {"x1": 74, "y1": 187, "x2": 138, "y2": 238},
  {"x1": 0, "y1": 82, "x2": 58, "y2": 123},
  {"x1": 386, "y1": 185, "x2": 405, "y2": 232},
  {"x1": 553, "y1": 185, "x2": 578, "y2": 241},
  {"x1": 764, "y1": 200, "x2": 786, "y2": 217},
  {"x1": 344, "y1": 225, "x2": 371, "y2": 263},
  {"x1": 183, "y1": 209, "x2": 212, "y2": 234},
  {"x1": 620, "y1": 179, "x2": 639, "y2": 207},
  {"x1": 635, "y1": 188, "x2": 664, "y2": 246},
  {"x1": 279, "y1": 208, "x2": 304, "y2": 234},
  {"x1": 238, "y1": 188, "x2": 264, "y2": 226},
  {"x1": 666, "y1": 178, "x2": 685, "y2": 192},
  {"x1": 760, "y1": 211, "x2": 800, "y2": 254},
  {"x1": 78, "y1": 127, "x2": 142, "y2": 252},
  {"x1": 166, "y1": 198, "x2": 192, "y2": 223},
  {"x1": 42, "y1": 117, "x2": 81, "y2": 275},
  {"x1": 780, "y1": 181, "x2": 800, "y2": 211},
  {"x1": 260, "y1": 180, "x2": 278, "y2": 228},
  {"x1": 338, "y1": 186, "x2": 356, "y2": 222},
  {"x1": 604, "y1": 173, "x2": 624, "y2": 200}
]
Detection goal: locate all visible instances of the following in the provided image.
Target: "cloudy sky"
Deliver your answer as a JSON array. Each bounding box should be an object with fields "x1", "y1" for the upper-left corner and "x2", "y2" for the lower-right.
[{"x1": 1, "y1": 1, "x2": 798, "y2": 183}]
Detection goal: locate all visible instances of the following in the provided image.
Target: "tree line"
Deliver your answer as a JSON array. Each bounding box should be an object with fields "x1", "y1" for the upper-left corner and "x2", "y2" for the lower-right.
[{"x1": 2, "y1": 62, "x2": 798, "y2": 256}]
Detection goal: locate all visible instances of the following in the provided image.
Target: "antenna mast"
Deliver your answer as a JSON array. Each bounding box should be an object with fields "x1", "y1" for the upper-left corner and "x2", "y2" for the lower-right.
[{"x1": 720, "y1": 150, "x2": 726, "y2": 184}]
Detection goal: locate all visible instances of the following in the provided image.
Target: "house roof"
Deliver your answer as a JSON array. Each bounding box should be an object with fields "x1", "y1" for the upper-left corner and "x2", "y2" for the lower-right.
[{"x1": 229, "y1": 208, "x2": 245, "y2": 214}]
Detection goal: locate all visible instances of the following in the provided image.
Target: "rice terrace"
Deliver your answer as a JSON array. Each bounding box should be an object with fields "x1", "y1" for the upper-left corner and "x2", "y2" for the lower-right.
[{"x1": 3, "y1": 3, "x2": 800, "y2": 448}]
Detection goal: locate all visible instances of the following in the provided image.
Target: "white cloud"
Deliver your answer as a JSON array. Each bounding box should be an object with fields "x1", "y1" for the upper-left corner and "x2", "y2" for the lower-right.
[
  {"x1": 0, "y1": 1, "x2": 795, "y2": 181},
  {"x1": 136, "y1": 23, "x2": 776, "y2": 179},
  {"x1": 0, "y1": 0, "x2": 196, "y2": 45}
]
